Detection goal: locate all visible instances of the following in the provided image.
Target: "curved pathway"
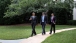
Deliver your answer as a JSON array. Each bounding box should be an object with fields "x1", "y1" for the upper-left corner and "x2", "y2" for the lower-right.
[{"x1": 20, "y1": 28, "x2": 76, "y2": 43}]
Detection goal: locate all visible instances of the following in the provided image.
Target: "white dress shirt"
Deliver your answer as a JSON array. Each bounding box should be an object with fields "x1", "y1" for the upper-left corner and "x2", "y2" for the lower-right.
[{"x1": 42, "y1": 16, "x2": 45, "y2": 22}]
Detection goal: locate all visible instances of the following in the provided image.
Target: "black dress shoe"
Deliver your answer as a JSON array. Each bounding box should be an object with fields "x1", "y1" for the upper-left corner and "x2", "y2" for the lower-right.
[
  {"x1": 49, "y1": 33, "x2": 52, "y2": 34},
  {"x1": 42, "y1": 33, "x2": 45, "y2": 35},
  {"x1": 42, "y1": 33, "x2": 46, "y2": 35},
  {"x1": 44, "y1": 33, "x2": 46, "y2": 35},
  {"x1": 42, "y1": 33, "x2": 43, "y2": 35}
]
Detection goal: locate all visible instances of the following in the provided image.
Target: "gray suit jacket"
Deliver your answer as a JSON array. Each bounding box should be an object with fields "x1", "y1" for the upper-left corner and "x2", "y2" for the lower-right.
[{"x1": 30, "y1": 16, "x2": 37, "y2": 25}]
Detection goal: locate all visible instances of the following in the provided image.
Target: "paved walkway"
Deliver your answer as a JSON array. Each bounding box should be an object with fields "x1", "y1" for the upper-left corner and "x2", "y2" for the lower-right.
[
  {"x1": 0, "y1": 28, "x2": 76, "y2": 43},
  {"x1": 20, "y1": 28, "x2": 76, "y2": 43},
  {"x1": 0, "y1": 39, "x2": 23, "y2": 43}
]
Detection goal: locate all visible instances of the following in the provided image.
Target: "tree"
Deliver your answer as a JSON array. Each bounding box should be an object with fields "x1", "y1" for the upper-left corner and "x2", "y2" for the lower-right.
[
  {"x1": 1, "y1": 0, "x2": 74, "y2": 25},
  {"x1": 0, "y1": 0, "x2": 11, "y2": 24},
  {"x1": 4, "y1": 0, "x2": 50, "y2": 17}
]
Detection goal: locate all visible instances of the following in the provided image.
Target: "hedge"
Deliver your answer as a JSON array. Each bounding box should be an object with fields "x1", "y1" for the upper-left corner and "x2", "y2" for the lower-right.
[
  {"x1": 0, "y1": 8, "x2": 73, "y2": 25},
  {"x1": 67, "y1": 20, "x2": 76, "y2": 25},
  {"x1": 47, "y1": 8, "x2": 72, "y2": 25}
]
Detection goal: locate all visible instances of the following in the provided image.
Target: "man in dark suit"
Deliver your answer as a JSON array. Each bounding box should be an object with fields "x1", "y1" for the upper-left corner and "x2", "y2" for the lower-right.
[
  {"x1": 49, "y1": 13, "x2": 56, "y2": 34},
  {"x1": 29, "y1": 12, "x2": 37, "y2": 36},
  {"x1": 40, "y1": 12, "x2": 47, "y2": 35}
]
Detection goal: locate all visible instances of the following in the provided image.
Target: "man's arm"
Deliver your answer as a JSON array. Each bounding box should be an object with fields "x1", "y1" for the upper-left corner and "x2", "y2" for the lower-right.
[
  {"x1": 46, "y1": 16, "x2": 48, "y2": 23},
  {"x1": 36, "y1": 16, "x2": 38, "y2": 24},
  {"x1": 40, "y1": 16, "x2": 42, "y2": 25},
  {"x1": 29, "y1": 16, "x2": 32, "y2": 20},
  {"x1": 54, "y1": 16, "x2": 56, "y2": 24}
]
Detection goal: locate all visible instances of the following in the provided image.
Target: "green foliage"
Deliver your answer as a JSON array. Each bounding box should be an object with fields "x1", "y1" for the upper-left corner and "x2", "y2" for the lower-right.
[
  {"x1": 47, "y1": 7, "x2": 73, "y2": 25},
  {"x1": 0, "y1": 0, "x2": 11, "y2": 17},
  {"x1": 46, "y1": 0, "x2": 74, "y2": 25},
  {"x1": 0, "y1": 0, "x2": 11, "y2": 24},
  {"x1": 4, "y1": 0, "x2": 74, "y2": 17},
  {"x1": 4, "y1": 0, "x2": 50, "y2": 17},
  {"x1": 0, "y1": 0, "x2": 74, "y2": 25},
  {"x1": 67, "y1": 20, "x2": 76, "y2": 25}
]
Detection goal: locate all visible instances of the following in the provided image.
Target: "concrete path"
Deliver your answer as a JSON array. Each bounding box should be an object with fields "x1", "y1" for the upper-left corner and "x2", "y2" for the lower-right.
[
  {"x1": 0, "y1": 39, "x2": 24, "y2": 43},
  {"x1": 20, "y1": 28, "x2": 76, "y2": 43}
]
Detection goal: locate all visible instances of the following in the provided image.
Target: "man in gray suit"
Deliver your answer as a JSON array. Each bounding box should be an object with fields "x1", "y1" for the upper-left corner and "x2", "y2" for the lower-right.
[
  {"x1": 29, "y1": 12, "x2": 37, "y2": 36},
  {"x1": 40, "y1": 12, "x2": 47, "y2": 35}
]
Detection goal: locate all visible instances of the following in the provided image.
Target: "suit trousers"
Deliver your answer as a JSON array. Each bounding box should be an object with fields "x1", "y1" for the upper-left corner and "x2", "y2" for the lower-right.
[
  {"x1": 31, "y1": 23, "x2": 36, "y2": 36},
  {"x1": 41, "y1": 22, "x2": 46, "y2": 35},
  {"x1": 50, "y1": 22, "x2": 55, "y2": 34}
]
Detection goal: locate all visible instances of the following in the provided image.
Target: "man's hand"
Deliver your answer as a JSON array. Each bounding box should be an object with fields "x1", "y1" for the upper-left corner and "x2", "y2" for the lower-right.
[
  {"x1": 53, "y1": 21, "x2": 56, "y2": 24},
  {"x1": 29, "y1": 18, "x2": 32, "y2": 20},
  {"x1": 54, "y1": 23, "x2": 56, "y2": 24}
]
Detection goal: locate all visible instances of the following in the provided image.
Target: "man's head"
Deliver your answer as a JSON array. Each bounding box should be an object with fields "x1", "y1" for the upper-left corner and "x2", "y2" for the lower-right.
[
  {"x1": 51, "y1": 13, "x2": 54, "y2": 16},
  {"x1": 42, "y1": 12, "x2": 45, "y2": 16},
  {"x1": 32, "y1": 12, "x2": 35, "y2": 16}
]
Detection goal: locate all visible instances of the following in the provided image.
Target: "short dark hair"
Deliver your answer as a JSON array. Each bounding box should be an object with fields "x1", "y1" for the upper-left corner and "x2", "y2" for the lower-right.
[
  {"x1": 42, "y1": 12, "x2": 45, "y2": 14},
  {"x1": 51, "y1": 13, "x2": 54, "y2": 14},
  {"x1": 32, "y1": 12, "x2": 35, "y2": 13}
]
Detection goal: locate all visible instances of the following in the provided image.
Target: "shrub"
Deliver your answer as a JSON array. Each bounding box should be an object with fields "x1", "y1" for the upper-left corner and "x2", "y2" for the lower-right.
[
  {"x1": 48, "y1": 8, "x2": 72, "y2": 25},
  {"x1": 67, "y1": 20, "x2": 76, "y2": 25}
]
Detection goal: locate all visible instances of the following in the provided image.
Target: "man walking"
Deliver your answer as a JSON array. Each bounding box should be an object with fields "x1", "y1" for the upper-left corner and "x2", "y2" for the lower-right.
[
  {"x1": 49, "y1": 13, "x2": 56, "y2": 34},
  {"x1": 40, "y1": 12, "x2": 47, "y2": 35},
  {"x1": 29, "y1": 12, "x2": 37, "y2": 36}
]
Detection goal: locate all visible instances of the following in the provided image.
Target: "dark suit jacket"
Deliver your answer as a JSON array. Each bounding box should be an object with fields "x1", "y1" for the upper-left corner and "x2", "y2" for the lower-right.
[
  {"x1": 50, "y1": 16, "x2": 56, "y2": 24},
  {"x1": 30, "y1": 16, "x2": 37, "y2": 25},
  {"x1": 40, "y1": 16, "x2": 47, "y2": 25}
]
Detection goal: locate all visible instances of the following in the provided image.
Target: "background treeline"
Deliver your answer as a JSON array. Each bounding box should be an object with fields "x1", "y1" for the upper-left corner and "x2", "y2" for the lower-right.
[{"x1": 0, "y1": 0, "x2": 75, "y2": 25}]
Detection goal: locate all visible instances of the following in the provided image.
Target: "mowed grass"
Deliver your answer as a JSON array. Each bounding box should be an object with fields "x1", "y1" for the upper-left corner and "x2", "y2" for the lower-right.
[
  {"x1": 42, "y1": 29, "x2": 76, "y2": 43},
  {"x1": 0, "y1": 24, "x2": 76, "y2": 40}
]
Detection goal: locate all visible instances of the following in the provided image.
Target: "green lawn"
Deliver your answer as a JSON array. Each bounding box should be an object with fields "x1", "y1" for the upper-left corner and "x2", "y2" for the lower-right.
[
  {"x1": 42, "y1": 29, "x2": 76, "y2": 43},
  {"x1": 0, "y1": 25, "x2": 76, "y2": 40}
]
